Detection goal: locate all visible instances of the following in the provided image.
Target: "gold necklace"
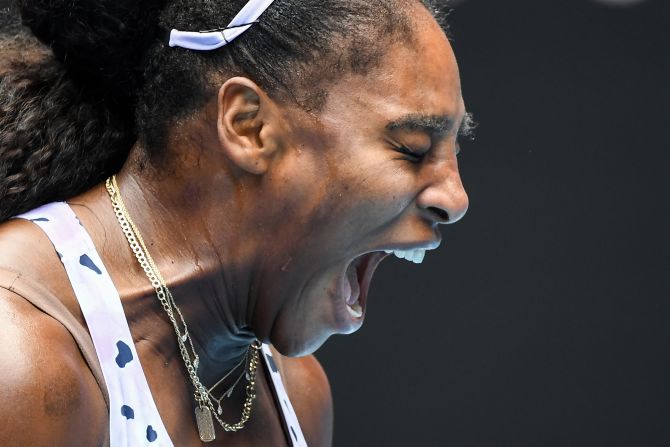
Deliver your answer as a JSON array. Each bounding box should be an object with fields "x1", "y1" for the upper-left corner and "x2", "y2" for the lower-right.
[{"x1": 105, "y1": 175, "x2": 261, "y2": 443}]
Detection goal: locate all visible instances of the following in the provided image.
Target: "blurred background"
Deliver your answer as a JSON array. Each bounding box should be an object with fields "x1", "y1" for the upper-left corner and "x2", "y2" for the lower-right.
[{"x1": 318, "y1": 0, "x2": 670, "y2": 445}]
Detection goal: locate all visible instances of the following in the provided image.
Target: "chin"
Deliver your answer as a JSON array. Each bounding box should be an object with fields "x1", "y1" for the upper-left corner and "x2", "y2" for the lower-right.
[
  {"x1": 269, "y1": 326, "x2": 336, "y2": 358},
  {"x1": 265, "y1": 252, "x2": 386, "y2": 356}
]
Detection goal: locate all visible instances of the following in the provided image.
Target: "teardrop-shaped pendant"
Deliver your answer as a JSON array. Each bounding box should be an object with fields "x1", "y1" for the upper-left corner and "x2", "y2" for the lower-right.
[
  {"x1": 217, "y1": 403, "x2": 223, "y2": 415},
  {"x1": 195, "y1": 406, "x2": 216, "y2": 442},
  {"x1": 181, "y1": 330, "x2": 188, "y2": 342}
]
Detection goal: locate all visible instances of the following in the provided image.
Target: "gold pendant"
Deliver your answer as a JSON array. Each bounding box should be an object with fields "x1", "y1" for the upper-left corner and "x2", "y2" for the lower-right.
[{"x1": 195, "y1": 406, "x2": 216, "y2": 442}]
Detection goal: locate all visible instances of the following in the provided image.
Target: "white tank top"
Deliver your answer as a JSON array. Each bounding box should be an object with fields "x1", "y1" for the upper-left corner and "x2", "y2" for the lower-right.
[{"x1": 17, "y1": 202, "x2": 308, "y2": 447}]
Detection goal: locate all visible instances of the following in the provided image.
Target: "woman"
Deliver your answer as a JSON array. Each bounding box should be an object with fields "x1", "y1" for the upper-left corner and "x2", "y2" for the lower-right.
[{"x1": 0, "y1": 0, "x2": 470, "y2": 445}]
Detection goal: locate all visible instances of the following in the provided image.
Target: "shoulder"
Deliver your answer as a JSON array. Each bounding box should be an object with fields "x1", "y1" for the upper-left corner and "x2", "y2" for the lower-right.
[
  {"x1": 0, "y1": 216, "x2": 82, "y2": 313},
  {"x1": 0, "y1": 285, "x2": 107, "y2": 446},
  {"x1": 0, "y1": 216, "x2": 58, "y2": 271},
  {"x1": 271, "y1": 347, "x2": 334, "y2": 447}
]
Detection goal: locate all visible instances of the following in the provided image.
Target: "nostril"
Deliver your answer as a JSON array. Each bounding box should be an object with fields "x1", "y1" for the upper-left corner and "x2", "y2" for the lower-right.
[{"x1": 427, "y1": 206, "x2": 449, "y2": 223}]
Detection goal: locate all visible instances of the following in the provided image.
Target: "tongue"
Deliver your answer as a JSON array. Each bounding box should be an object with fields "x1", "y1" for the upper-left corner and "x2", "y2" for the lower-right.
[{"x1": 345, "y1": 261, "x2": 361, "y2": 306}]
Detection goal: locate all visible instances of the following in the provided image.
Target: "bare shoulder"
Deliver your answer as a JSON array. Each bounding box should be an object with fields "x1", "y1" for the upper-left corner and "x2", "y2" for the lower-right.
[
  {"x1": 0, "y1": 217, "x2": 61, "y2": 279},
  {"x1": 0, "y1": 287, "x2": 107, "y2": 446},
  {"x1": 270, "y1": 347, "x2": 334, "y2": 447},
  {"x1": 0, "y1": 217, "x2": 81, "y2": 314}
]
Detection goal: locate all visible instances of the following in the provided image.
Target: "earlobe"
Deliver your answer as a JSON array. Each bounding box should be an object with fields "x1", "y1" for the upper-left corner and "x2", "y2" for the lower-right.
[{"x1": 216, "y1": 77, "x2": 278, "y2": 175}]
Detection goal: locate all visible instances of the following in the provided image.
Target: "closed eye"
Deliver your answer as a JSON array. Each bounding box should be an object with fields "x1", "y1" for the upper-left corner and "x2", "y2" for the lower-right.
[{"x1": 394, "y1": 145, "x2": 426, "y2": 163}]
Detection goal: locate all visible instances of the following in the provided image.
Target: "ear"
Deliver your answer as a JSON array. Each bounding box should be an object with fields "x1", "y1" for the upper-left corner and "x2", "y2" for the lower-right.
[{"x1": 216, "y1": 77, "x2": 281, "y2": 175}]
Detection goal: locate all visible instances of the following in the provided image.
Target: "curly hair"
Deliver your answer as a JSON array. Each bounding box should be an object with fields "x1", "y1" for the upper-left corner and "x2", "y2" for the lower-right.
[{"x1": 0, "y1": 0, "x2": 450, "y2": 222}]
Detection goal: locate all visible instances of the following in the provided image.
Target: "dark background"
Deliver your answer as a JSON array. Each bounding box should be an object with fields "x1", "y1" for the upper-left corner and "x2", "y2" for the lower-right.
[{"x1": 318, "y1": 0, "x2": 670, "y2": 446}]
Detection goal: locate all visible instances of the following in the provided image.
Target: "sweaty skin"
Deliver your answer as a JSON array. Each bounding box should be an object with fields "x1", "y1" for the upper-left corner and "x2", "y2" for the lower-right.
[{"x1": 0, "y1": 4, "x2": 468, "y2": 446}]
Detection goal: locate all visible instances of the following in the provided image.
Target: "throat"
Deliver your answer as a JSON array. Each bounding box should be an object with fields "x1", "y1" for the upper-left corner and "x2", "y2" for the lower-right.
[
  {"x1": 120, "y1": 282, "x2": 257, "y2": 389},
  {"x1": 195, "y1": 332, "x2": 258, "y2": 387}
]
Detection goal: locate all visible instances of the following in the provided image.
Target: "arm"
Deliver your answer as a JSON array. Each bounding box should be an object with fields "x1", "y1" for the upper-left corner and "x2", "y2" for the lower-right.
[{"x1": 0, "y1": 288, "x2": 107, "y2": 447}]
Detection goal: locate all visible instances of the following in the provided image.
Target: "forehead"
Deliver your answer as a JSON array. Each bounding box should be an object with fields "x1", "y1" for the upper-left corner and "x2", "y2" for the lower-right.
[{"x1": 319, "y1": 10, "x2": 464, "y2": 129}]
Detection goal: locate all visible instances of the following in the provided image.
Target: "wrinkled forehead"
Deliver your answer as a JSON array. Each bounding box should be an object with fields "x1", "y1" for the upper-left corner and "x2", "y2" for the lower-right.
[{"x1": 319, "y1": 11, "x2": 464, "y2": 130}]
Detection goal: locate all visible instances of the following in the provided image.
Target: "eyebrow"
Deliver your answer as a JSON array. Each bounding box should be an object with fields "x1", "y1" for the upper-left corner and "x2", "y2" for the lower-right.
[
  {"x1": 459, "y1": 112, "x2": 477, "y2": 139},
  {"x1": 386, "y1": 112, "x2": 476, "y2": 138},
  {"x1": 386, "y1": 114, "x2": 454, "y2": 135}
]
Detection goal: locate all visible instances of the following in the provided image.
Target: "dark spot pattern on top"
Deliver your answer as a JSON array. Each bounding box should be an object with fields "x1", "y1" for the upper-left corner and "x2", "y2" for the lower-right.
[
  {"x1": 265, "y1": 353, "x2": 279, "y2": 373},
  {"x1": 146, "y1": 425, "x2": 158, "y2": 442},
  {"x1": 79, "y1": 254, "x2": 102, "y2": 274},
  {"x1": 30, "y1": 217, "x2": 49, "y2": 222},
  {"x1": 115, "y1": 341, "x2": 133, "y2": 368},
  {"x1": 121, "y1": 405, "x2": 135, "y2": 420}
]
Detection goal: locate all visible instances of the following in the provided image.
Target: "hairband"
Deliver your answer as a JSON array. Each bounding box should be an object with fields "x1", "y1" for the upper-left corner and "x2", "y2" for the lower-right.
[{"x1": 167, "y1": 0, "x2": 275, "y2": 51}]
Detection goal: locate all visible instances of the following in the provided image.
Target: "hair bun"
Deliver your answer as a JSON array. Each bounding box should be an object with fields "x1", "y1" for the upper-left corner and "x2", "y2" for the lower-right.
[{"x1": 19, "y1": 0, "x2": 165, "y2": 104}]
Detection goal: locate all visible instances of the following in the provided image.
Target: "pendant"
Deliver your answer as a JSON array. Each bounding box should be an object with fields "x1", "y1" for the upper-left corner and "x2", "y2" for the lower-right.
[{"x1": 195, "y1": 406, "x2": 216, "y2": 442}]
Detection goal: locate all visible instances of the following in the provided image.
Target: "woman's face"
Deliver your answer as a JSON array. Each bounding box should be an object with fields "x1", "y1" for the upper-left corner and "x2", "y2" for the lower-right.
[{"x1": 251, "y1": 10, "x2": 469, "y2": 356}]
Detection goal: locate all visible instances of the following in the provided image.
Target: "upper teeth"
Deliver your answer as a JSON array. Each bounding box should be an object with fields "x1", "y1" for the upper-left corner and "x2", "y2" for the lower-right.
[{"x1": 384, "y1": 249, "x2": 426, "y2": 264}]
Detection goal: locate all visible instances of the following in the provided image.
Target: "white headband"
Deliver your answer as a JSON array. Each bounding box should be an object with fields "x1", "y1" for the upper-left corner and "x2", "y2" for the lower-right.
[{"x1": 168, "y1": 0, "x2": 275, "y2": 51}]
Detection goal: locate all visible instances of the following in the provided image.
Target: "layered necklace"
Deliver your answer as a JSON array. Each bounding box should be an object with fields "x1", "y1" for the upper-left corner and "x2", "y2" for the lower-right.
[{"x1": 105, "y1": 175, "x2": 261, "y2": 443}]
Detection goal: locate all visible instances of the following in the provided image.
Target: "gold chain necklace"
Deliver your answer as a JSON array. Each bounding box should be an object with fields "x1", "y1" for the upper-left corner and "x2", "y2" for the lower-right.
[{"x1": 105, "y1": 175, "x2": 261, "y2": 443}]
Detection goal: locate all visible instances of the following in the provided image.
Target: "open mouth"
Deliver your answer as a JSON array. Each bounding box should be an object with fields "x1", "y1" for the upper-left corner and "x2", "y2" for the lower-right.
[
  {"x1": 338, "y1": 245, "x2": 435, "y2": 325},
  {"x1": 342, "y1": 251, "x2": 389, "y2": 319}
]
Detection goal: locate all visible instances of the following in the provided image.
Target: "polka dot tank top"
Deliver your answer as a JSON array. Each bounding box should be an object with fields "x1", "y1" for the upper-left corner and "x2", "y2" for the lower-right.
[{"x1": 17, "y1": 202, "x2": 308, "y2": 447}]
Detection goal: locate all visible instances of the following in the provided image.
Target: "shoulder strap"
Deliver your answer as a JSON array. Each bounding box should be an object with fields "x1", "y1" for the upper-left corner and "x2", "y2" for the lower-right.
[
  {"x1": 15, "y1": 202, "x2": 173, "y2": 447},
  {"x1": 9, "y1": 202, "x2": 308, "y2": 446},
  {"x1": 261, "y1": 345, "x2": 308, "y2": 447}
]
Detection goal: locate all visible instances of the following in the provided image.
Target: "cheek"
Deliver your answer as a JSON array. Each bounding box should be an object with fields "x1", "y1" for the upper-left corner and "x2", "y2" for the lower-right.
[
  {"x1": 333, "y1": 157, "x2": 417, "y2": 217},
  {"x1": 269, "y1": 134, "x2": 418, "y2": 246},
  {"x1": 318, "y1": 174, "x2": 416, "y2": 251}
]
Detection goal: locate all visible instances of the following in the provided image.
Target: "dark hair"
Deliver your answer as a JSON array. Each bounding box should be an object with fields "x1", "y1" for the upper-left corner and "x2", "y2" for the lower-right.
[{"x1": 0, "y1": 0, "x2": 450, "y2": 222}]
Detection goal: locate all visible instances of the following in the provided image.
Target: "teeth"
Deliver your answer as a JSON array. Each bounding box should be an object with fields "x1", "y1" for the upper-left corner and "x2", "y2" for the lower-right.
[
  {"x1": 346, "y1": 302, "x2": 363, "y2": 318},
  {"x1": 392, "y1": 249, "x2": 426, "y2": 264}
]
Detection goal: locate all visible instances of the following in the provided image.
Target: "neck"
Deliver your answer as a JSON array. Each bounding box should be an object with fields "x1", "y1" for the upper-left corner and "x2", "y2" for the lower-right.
[{"x1": 110, "y1": 135, "x2": 261, "y2": 385}]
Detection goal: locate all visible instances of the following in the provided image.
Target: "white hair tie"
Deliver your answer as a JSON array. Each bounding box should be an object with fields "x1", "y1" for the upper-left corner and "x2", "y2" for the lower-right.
[{"x1": 167, "y1": 0, "x2": 275, "y2": 51}]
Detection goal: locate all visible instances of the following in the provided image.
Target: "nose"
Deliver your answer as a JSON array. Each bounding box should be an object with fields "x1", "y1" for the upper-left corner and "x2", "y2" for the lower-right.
[{"x1": 416, "y1": 160, "x2": 469, "y2": 224}]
